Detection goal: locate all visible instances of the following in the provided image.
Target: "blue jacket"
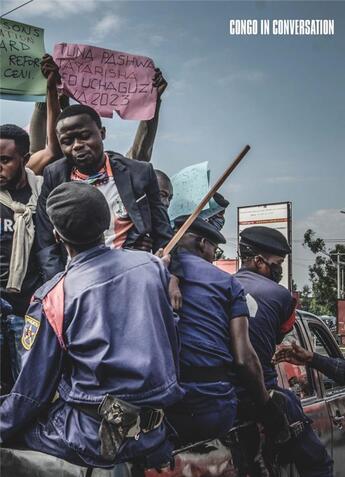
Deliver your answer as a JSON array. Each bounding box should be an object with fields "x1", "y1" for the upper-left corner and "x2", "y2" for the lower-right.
[
  {"x1": 0, "y1": 245, "x2": 184, "y2": 467},
  {"x1": 169, "y1": 251, "x2": 249, "y2": 414},
  {"x1": 235, "y1": 268, "x2": 295, "y2": 387},
  {"x1": 35, "y1": 152, "x2": 179, "y2": 283}
]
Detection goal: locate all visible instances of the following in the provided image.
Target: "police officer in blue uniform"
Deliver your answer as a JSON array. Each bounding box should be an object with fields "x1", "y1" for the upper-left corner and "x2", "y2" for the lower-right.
[
  {"x1": 235, "y1": 226, "x2": 333, "y2": 477},
  {"x1": 166, "y1": 216, "x2": 287, "y2": 445},
  {"x1": 0, "y1": 182, "x2": 184, "y2": 470}
]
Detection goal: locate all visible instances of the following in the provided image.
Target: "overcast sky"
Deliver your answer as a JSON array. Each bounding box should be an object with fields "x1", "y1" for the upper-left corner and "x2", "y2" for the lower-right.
[{"x1": 1, "y1": 0, "x2": 344, "y2": 288}]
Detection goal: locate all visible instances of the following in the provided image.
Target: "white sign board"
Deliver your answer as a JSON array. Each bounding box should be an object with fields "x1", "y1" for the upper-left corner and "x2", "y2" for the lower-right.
[{"x1": 238, "y1": 202, "x2": 292, "y2": 289}]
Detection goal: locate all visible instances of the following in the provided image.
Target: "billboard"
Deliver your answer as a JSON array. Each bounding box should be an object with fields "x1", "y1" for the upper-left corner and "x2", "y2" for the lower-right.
[{"x1": 238, "y1": 202, "x2": 292, "y2": 289}]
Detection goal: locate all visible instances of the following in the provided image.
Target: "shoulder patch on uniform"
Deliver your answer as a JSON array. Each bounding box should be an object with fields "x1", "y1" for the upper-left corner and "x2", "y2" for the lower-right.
[
  {"x1": 245, "y1": 293, "x2": 258, "y2": 318},
  {"x1": 21, "y1": 315, "x2": 40, "y2": 350}
]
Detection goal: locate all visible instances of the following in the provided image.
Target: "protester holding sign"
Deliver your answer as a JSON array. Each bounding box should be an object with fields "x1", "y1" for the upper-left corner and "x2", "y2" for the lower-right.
[
  {"x1": 26, "y1": 55, "x2": 167, "y2": 174},
  {"x1": 35, "y1": 103, "x2": 182, "y2": 308}
]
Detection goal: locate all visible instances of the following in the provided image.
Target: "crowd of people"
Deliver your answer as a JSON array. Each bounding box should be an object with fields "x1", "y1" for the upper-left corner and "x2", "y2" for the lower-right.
[{"x1": 0, "y1": 55, "x2": 337, "y2": 476}]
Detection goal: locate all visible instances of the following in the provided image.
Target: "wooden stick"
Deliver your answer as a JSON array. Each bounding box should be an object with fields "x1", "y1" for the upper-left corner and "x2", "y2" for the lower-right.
[{"x1": 163, "y1": 145, "x2": 251, "y2": 255}]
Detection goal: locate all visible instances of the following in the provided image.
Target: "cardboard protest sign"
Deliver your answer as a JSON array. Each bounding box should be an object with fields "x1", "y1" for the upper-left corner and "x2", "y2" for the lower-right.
[
  {"x1": 0, "y1": 18, "x2": 46, "y2": 97},
  {"x1": 168, "y1": 162, "x2": 211, "y2": 222},
  {"x1": 53, "y1": 43, "x2": 157, "y2": 119}
]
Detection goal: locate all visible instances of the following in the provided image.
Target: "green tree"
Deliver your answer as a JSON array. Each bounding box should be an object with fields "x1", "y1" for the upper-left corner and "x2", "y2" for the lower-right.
[{"x1": 303, "y1": 229, "x2": 345, "y2": 316}]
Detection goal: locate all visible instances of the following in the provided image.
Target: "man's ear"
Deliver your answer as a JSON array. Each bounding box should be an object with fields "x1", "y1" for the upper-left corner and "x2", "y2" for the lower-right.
[
  {"x1": 199, "y1": 237, "x2": 207, "y2": 256},
  {"x1": 53, "y1": 228, "x2": 62, "y2": 244},
  {"x1": 100, "y1": 127, "x2": 106, "y2": 140},
  {"x1": 254, "y1": 255, "x2": 265, "y2": 272}
]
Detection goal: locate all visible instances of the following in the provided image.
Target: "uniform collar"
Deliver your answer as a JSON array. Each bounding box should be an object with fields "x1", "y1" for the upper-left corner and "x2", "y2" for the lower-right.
[{"x1": 67, "y1": 244, "x2": 109, "y2": 270}]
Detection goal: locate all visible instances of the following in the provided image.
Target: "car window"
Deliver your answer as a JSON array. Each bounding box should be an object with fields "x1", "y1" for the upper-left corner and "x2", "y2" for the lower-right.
[
  {"x1": 308, "y1": 323, "x2": 343, "y2": 395},
  {"x1": 278, "y1": 327, "x2": 315, "y2": 399}
]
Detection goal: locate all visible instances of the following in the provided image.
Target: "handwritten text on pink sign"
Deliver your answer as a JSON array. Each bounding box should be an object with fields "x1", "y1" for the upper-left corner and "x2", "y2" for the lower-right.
[{"x1": 53, "y1": 43, "x2": 157, "y2": 119}]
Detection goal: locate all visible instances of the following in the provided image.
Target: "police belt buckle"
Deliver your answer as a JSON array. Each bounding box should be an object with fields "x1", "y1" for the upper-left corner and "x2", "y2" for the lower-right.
[{"x1": 98, "y1": 394, "x2": 164, "y2": 461}]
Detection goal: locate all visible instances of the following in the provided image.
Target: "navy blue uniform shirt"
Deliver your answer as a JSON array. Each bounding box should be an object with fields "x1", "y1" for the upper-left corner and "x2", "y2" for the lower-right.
[
  {"x1": 235, "y1": 268, "x2": 295, "y2": 386},
  {"x1": 173, "y1": 251, "x2": 249, "y2": 413},
  {"x1": 0, "y1": 246, "x2": 184, "y2": 468},
  {"x1": 311, "y1": 353, "x2": 345, "y2": 386}
]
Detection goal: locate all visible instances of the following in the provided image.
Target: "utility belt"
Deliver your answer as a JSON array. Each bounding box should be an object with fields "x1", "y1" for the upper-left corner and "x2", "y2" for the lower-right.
[
  {"x1": 73, "y1": 395, "x2": 164, "y2": 461},
  {"x1": 180, "y1": 365, "x2": 233, "y2": 383}
]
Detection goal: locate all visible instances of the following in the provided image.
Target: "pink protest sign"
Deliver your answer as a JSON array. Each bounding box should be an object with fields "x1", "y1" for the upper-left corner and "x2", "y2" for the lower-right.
[{"x1": 53, "y1": 43, "x2": 157, "y2": 120}]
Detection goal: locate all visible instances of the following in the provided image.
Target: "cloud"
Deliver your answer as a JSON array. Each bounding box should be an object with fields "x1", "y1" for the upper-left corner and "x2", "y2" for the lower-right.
[
  {"x1": 217, "y1": 70, "x2": 266, "y2": 86},
  {"x1": 182, "y1": 56, "x2": 207, "y2": 69},
  {"x1": 149, "y1": 34, "x2": 165, "y2": 47},
  {"x1": 159, "y1": 131, "x2": 200, "y2": 145},
  {"x1": 164, "y1": 79, "x2": 187, "y2": 98},
  {"x1": 294, "y1": 209, "x2": 345, "y2": 241},
  {"x1": 293, "y1": 208, "x2": 345, "y2": 288},
  {"x1": 90, "y1": 14, "x2": 123, "y2": 42},
  {"x1": 265, "y1": 175, "x2": 320, "y2": 184},
  {"x1": 1, "y1": 0, "x2": 104, "y2": 18}
]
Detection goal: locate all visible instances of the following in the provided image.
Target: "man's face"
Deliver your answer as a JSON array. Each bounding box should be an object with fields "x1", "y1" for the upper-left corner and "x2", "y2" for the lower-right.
[
  {"x1": 157, "y1": 177, "x2": 173, "y2": 209},
  {"x1": 56, "y1": 114, "x2": 105, "y2": 174},
  {"x1": 0, "y1": 138, "x2": 26, "y2": 189},
  {"x1": 202, "y1": 238, "x2": 219, "y2": 263},
  {"x1": 183, "y1": 232, "x2": 222, "y2": 263}
]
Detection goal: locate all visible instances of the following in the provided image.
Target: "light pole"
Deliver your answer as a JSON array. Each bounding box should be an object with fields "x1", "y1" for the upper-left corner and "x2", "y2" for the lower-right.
[{"x1": 337, "y1": 253, "x2": 342, "y2": 299}]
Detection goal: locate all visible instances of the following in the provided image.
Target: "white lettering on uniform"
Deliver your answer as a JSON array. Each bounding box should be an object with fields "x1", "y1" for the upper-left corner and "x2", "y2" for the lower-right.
[{"x1": 3, "y1": 219, "x2": 14, "y2": 232}]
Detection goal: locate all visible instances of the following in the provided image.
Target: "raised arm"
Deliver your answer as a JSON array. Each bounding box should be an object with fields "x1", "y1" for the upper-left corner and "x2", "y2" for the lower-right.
[
  {"x1": 29, "y1": 102, "x2": 47, "y2": 154},
  {"x1": 27, "y1": 55, "x2": 63, "y2": 175},
  {"x1": 126, "y1": 68, "x2": 167, "y2": 162}
]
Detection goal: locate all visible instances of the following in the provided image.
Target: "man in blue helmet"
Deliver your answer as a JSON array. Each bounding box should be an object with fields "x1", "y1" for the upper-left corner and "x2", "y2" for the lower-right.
[
  {"x1": 0, "y1": 181, "x2": 184, "y2": 470},
  {"x1": 235, "y1": 226, "x2": 333, "y2": 477}
]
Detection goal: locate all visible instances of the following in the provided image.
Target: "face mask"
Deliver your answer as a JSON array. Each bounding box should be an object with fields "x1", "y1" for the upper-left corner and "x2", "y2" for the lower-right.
[
  {"x1": 268, "y1": 263, "x2": 283, "y2": 283},
  {"x1": 260, "y1": 256, "x2": 283, "y2": 283},
  {"x1": 208, "y1": 215, "x2": 225, "y2": 231}
]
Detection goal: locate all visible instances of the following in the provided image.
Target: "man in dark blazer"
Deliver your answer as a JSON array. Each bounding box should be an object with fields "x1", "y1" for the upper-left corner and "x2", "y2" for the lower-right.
[{"x1": 35, "y1": 104, "x2": 182, "y2": 307}]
